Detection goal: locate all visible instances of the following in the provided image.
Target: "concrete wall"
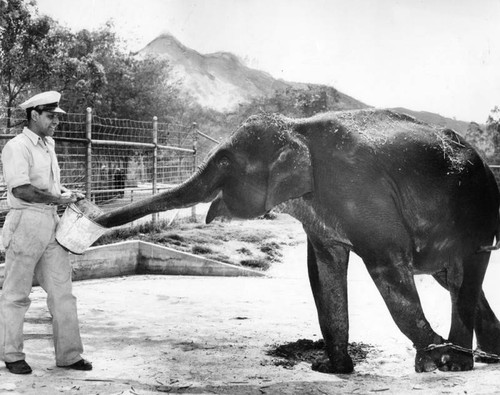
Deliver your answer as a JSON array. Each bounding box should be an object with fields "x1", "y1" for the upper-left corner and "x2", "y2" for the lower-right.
[{"x1": 0, "y1": 241, "x2": 265, "y2": 288}]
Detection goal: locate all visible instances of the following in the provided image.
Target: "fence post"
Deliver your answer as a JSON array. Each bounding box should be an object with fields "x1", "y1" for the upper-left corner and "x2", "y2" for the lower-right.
[
  {"x1": 85, "y1": 107, "x2": 92, "y2": 200},
  {"x1": 191, "y1": 122, "x2": 198, "y2": 221},
  {"x1": 152, "y1": 116, "x2": 158, "y2": 224}
]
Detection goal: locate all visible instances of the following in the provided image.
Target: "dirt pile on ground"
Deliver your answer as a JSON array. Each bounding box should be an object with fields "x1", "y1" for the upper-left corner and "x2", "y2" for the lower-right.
[{"x1": 267, "y1": 339, "x2": 374, "y2": 370}]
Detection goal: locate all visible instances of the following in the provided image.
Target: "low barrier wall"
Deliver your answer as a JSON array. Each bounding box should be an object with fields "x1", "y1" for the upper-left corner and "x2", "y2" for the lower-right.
[{"x1": 0, "y1": 241, "x2": 265, "y2": 288}]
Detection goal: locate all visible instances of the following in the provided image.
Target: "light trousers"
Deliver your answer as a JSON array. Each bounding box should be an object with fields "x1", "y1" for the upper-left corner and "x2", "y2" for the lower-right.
[{"x1": 0, "y1": 206, "x2": 83, "y2": 365}]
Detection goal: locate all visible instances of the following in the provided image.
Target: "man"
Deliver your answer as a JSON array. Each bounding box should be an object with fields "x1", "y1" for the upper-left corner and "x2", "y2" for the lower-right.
[{"x1": 0, "y1": 91, "x2": 92, "y2": 375}]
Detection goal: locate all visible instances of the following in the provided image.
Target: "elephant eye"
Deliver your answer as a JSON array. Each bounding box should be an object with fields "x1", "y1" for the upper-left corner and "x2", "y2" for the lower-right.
[{"x1": 218, "y1": 156, "x2": 230, "y2": 168}]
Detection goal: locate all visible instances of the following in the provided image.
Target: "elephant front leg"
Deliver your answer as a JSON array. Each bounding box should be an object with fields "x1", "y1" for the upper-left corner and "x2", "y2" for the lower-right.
[{"x1": 307, "y1": 237, "x2": 353, "y2": 374}]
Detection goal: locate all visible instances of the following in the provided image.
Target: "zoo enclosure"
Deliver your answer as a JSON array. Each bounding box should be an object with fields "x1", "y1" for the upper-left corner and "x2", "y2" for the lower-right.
[{"x1": 0, "y1": 107, "x2": 219, "y2": 227}]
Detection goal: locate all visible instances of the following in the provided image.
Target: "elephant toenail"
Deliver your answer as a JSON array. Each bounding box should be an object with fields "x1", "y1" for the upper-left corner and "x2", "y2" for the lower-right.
[{"x1": 441, "y1": 354, "x2": 450, "y2": 364}]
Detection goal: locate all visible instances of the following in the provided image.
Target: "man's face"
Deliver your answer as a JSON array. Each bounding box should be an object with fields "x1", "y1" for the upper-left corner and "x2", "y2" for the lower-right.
[{"x1": 32, "y1": 111, "x2": 60, "y2": 138}]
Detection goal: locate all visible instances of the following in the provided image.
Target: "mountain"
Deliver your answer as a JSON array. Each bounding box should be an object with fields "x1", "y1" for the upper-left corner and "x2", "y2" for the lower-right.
[
  {"x1": 390, "y1": 107, "x2": 471, "y2": 136},
  {"x1": 139, "y1": 34, "x2": 367, "y2": 113},
  {"x1": 139, "y1": 34, "x2": 473, "y2": 134},
  {"x1": 139, "y1": 34, "x2": 288, "y2": 111}
]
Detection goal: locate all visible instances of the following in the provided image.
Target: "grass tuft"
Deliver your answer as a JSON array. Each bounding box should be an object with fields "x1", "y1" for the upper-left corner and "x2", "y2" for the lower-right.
[
  {"x1": 192, "y1": 245, "x2": 213, "y2": 254},
  {"x1": 88, "y1": 213, "x2": 304, "y2": 271}
]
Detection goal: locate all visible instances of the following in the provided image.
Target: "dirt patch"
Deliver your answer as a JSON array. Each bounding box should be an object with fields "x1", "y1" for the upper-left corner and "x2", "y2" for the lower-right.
[
  {"x1": 93, "y1": 212, "x2": 305, "y2": 271},
  {"x1": 267, "y1": 339, "x2": 374, "y2": 370}
]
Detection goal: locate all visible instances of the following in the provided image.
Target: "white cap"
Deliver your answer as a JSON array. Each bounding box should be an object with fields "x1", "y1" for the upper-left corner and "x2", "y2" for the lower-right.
[{"x1": 19, "y1": 91, "x2": 66, "y2": 113}]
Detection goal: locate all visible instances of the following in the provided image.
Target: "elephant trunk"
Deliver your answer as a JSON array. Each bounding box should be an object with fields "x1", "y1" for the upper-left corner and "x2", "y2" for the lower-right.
[{"x1": 94, "y1": 161, "x2": 221, "y2": 228}]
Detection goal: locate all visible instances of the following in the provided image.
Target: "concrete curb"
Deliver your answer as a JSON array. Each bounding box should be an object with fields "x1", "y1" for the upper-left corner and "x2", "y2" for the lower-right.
[{"x1": 0, "y1": 241, "x2": 266, "y2": 288}]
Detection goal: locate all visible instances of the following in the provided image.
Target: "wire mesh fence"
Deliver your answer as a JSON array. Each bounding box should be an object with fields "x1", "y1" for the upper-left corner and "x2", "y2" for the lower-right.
[{"x1": 0, "y1": 107, "x2": 217, "y2": 227}]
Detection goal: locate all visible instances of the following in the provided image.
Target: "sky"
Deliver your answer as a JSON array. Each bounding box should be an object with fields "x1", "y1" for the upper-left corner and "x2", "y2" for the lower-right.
[{"x1": 35, "y1": 0, "x2": 500, "y2": 123}]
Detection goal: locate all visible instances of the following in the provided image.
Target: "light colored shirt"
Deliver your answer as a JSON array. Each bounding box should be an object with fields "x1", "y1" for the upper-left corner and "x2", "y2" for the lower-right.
[{"x1": 1, "y1": 127, "x2": 62, "y2": 209}]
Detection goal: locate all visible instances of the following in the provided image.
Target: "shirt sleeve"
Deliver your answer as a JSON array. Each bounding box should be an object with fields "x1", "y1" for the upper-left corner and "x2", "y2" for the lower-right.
[{"x1": 1, "y1": 140, "x2": 31, "y2": 191}]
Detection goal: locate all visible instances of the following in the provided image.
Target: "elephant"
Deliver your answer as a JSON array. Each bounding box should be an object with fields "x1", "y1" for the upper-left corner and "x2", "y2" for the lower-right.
[{"x1": 95, "y1": 109, "x2": 500, "y2": 374}]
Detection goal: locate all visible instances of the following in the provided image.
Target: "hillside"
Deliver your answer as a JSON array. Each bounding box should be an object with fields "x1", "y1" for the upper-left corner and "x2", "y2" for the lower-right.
[
  {"x1": 140, "y1": 34, "x2": 289, "y2": 112},
  {"x1": 139, "y1": 34, "x2": 366, "y2": 113},
  {"x1": 139, "y1": 34, "x2": 473, "y2": 135},
  {"x1": 391, "y1": 107, "x2": 472, "y2": 135}
]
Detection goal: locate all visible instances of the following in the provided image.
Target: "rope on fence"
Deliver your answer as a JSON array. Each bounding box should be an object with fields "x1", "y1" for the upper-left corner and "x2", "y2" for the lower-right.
[{"x1": 196, "y1": 129, "x2": 220, "y2": 145}]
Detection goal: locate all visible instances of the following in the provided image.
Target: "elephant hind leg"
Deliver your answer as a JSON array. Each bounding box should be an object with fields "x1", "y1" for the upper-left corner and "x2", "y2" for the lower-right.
[
  {"x1": 474, "y1": 291, "x2": 500, "y2": 362},
  {"x1": 432, "y1": 252, "x2": 496, "y2": 365}
]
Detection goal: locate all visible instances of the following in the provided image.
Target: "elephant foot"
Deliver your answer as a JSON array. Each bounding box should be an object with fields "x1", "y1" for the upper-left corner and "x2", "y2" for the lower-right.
[
  {"x1": 415, "y1": 344, "x2": 474, "y2": 373},
  {"x1": 476, "y1": 335, "x2": 500, "y2": 363},
  {"x1": 311, "y1": 353, "x2": 354, "y2": 374}
]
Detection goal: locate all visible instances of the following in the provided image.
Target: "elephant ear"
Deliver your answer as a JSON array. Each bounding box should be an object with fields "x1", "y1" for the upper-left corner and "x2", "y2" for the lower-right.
[{"x1": 265, "y1": 137, "x2": 313, "y2": 211}]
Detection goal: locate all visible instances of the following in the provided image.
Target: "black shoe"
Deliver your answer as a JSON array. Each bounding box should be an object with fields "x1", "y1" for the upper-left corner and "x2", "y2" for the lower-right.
[
  {"x1": 59, "y1": 358, "x2": 92, "y2": 371},
  {"x1": 5, "y1": 360, "x2": 32, "y2": 374}
]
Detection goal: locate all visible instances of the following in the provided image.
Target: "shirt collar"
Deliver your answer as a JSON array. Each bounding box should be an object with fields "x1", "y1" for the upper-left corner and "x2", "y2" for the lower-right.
[{"x1": 22, "y1": 127, "x2": 54, "y2": 147}]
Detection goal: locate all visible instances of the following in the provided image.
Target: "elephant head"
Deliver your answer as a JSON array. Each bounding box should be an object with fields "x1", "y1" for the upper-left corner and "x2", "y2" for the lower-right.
[{"x1": 95, "y1": 114, "x2": 313, "y2": 228}]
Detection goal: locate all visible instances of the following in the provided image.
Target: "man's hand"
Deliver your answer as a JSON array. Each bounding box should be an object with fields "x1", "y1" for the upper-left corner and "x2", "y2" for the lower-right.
[
  {"x1": 73, "y1": 191, "x2": 86, "y2": 201},
  {"x1": 59, "y1": 192, "x2": 76, "y2": 205},
  {"x1": 59, "y1": 191, "x2": 85, "y2": 205}
]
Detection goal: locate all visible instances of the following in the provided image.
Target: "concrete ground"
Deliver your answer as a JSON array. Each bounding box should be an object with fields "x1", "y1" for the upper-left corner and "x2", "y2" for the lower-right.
[{"x1": 1, "y1": 219, "x2": 500, "y2": 394}]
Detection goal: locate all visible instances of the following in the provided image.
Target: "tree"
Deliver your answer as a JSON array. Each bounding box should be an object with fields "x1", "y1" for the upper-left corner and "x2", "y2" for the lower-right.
[
  {"x1": 32, "y1": 22, "x2": 182, "y2": 121},
  {"x1": 95, "y1": 50, "x2": 182, "y2": 120},
  {"x1": 42, "y1": 26, "x2": 110, "y2": 111},
  {"x1": 465, "y1": 122, "x2": 496, "y2": 160},
  {"x1": 0, "y1": 0, "x2": 8, "y2": 31},
  {"x1": 0, "y1": 0, "x2": 62, "y2": 125},
  {"x1": 465, "y1": 106, "x2": 500, "y2": 165},
  {"x1": 1, "y1": 0, "x2": 184, "y2": 123},
  {"x1": 487, "y1": 106, "x2": 500, "y2": 134}
]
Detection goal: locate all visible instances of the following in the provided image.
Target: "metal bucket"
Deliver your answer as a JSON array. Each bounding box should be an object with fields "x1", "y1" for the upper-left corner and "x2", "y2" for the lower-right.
[{"x1": 56, "y1": 199, "x2": 107, "y2": 255}]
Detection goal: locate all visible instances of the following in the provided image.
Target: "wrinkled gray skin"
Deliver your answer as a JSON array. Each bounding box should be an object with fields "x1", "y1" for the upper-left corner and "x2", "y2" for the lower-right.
[{"x1": 96, "y1": 109, "x2": 500, "y2": 374}]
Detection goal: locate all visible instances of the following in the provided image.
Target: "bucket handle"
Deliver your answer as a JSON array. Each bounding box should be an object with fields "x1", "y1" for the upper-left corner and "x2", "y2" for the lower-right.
[{"x1": 70, "y1": 203, "x2": 84, "y2": 220}]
